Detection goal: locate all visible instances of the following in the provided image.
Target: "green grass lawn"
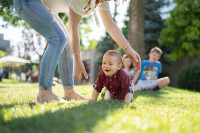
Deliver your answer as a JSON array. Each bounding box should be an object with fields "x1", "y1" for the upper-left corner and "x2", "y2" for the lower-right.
[{"x1": 0, "y1": 79, "x2": 200, "y2": 133}]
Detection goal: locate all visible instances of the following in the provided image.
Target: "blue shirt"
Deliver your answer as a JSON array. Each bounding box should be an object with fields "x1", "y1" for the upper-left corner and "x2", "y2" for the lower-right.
[{"x1": 139, "y1": 60, "x2": 161, "y2": 80}]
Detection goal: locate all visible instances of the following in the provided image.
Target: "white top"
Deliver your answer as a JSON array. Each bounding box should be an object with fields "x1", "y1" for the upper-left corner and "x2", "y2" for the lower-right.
[{"x1": 41, "y1": 0, "x2": 110, "y2": 15}]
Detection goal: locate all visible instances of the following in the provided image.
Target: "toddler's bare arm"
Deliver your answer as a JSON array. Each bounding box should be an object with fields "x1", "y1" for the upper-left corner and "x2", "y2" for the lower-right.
[
  {"x1": 89, "y1": 89, "x2": 99, "y2": 101},
  {"x1": 124, "y1": 92, "x2": 132, "y2": 103}
]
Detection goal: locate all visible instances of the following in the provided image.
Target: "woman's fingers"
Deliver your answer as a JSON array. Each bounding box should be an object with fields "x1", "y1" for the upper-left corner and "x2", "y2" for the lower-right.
[
  {"x1": 128, "y1": 50, "x2": 141, "y2": 71},
  {"x1": 78, "y1": 72, "x2": 88, "y2": 80},
  {"x1": 80, "y1": 64, "x2": 88, "y2": 79},
  {"x1": 83, "y1": 70, "x2": 88, "y2": 79},
  {"x1": 132, "y1": 52, "x2": 139, "y2": 63},
  {"x1": 79, "y1": 73, "x2": 82, "y2": 80},
  {"x1": 134, "y1": 55, "x2": 141, "y2": 70},
  {"x1": 77, "y1": 70, "x2": 88, "y2": 81},
  {"x1": 133, "y1": 59, "x2": 141, "y2": 70},
  {"x1": 76, "y1": 73, "x2": 81, "y2": 81}
]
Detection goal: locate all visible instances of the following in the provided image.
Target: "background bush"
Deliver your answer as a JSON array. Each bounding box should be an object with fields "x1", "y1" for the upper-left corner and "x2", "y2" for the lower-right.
[{"x1": 177, "y1": 65, "x2": 200, "y2": 91}]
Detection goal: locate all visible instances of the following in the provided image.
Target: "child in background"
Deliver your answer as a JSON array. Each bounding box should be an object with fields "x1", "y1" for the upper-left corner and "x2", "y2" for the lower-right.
[
  {"x1": 134, "y1": 47, "x2": 170, "y2": 91},
  {"x1": 89, "y1": 50, "x2": 133, "y2": 103},
  {"x1": 122, "y1": 55, "x2": 140, "y2": 84}
]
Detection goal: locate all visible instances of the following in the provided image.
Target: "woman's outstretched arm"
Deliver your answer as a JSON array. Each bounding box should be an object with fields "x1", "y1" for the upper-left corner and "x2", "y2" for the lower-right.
[{"x1": 99, "y1": 9, "x2": 141, "y2": 70}]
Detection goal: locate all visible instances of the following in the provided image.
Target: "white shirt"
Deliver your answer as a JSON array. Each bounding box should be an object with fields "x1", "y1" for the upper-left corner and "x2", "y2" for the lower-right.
[{"x1": 41, "y1": 0, "x2": 110, "y2": 15}]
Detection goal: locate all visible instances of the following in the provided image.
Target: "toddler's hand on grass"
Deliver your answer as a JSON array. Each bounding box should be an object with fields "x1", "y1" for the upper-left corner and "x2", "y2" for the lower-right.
[{"x1": 88, "y1": 98, "x2": 96, "y2": 102}]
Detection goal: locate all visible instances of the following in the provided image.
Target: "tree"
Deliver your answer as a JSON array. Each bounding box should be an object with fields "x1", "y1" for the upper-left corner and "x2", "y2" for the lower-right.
[
  {"x1": 129, "y1": 0, "x2": 145, "y2": 59},
  {"x1": 159, "y1": 0, "x2": 200, "y2": 61},
  {"x1": 0, "y1": 1, "x2": 25, "y2": 27},
  {"x1": 13, "y1": 28, "x2": 46, "y2": 61}
]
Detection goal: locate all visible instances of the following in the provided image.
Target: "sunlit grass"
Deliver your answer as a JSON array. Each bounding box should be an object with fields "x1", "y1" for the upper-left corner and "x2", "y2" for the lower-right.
[{"x1": 0, "y1": 80, "x2": 200, "y2": 133}]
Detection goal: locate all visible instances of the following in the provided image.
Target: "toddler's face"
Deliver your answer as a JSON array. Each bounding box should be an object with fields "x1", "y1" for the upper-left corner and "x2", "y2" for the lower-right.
[
  {"x1": 149, "y1": 51, "x2": 161, "y2": 62},
  {"x1": 102, "y1": 54, "x2": 121, "y2": 78}
]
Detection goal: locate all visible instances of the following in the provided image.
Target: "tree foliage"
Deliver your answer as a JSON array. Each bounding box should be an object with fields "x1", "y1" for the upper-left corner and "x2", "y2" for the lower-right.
[
  {"x1": 13, "y1": 28, "x2": 46, "y2": 61},
  {"x1": 0, "y1": 1, "x2": 25, "y2": 27},
  {"x1": 177, "y1": 65, "x2": 200, "y2": 91},
  {"x1": 0, "y1": 50, "x2": 5, "y2": 57},
  {"x1": 0, "y1": 1, "x2": 94, "y2": 61},
  {"x1": 159, "y1": 0, "x2": 200, "y2": 61},
  {"x1": 144, "y1": 0, "x2": 169, "y2": 58}
]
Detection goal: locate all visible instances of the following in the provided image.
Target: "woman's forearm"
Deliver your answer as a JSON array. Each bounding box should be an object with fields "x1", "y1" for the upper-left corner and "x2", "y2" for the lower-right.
[
  {"x1": 99, "y1": 10, "x2": 141, "y2": 70},
  {"x1": 106, "y1": 23, "x2": 130, "y2": 50},
  {"x1": 68, "y1": 8, "x2": 82, "y2": 60},
  {"x1": 99, "y1": 10, "x2": 130, "y2": 51},
  {"x1": 68, "y1": 26, "x2": 81, "y2": 60}
]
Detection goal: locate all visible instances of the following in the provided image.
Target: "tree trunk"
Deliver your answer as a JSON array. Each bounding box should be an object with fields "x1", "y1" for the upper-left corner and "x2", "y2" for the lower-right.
[{"x1": 128, "y1": 0, "x2": 145, "y2": 59}]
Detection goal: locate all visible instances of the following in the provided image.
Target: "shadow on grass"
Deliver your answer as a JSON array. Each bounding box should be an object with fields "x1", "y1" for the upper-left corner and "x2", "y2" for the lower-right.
[
  {"x1": 0, "y1": 102, "x2": 36, "y2": 110},
  {"x1": 0, "y1": 100, "x2": 130, "y2": 133},
  {"x1": 133, "y1": 89, "x2": 169, "y2": 99}
]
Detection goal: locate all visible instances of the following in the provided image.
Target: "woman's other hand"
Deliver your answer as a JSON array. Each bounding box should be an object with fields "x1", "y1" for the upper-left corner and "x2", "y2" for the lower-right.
[{"x1": 75, "y1": 59, "x2": 88, "y2": 80}]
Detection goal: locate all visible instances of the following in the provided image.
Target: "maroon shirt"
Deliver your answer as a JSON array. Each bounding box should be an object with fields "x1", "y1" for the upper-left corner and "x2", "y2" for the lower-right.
[{"x1": 93, "y1": 69, "x2": 132, "y2": 100}]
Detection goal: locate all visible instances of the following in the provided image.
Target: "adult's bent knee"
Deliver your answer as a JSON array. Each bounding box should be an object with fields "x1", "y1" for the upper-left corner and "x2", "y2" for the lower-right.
[{"x1": 47, "y1": 32, "x2": 67, "y2": 48}]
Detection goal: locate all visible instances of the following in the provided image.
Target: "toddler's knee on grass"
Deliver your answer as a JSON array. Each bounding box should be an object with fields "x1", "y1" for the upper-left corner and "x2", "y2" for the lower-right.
[
  {"x1": 104, "y1": 96, "x2": 110, "y2": 101},
  {"x1": 104, "y1": 92, "x2": 111, "y2": 101}
]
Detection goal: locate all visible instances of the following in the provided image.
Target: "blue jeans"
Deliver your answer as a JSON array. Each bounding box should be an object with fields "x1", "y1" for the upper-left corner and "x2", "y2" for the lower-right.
[{"x1": 13, "y1": 0, "x2": 74, "y2": 90}]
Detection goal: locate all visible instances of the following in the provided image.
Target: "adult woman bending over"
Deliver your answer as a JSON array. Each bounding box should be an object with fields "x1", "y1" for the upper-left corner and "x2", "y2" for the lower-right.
[{"x1": 13, "y1": 0, "x2": 141, "y2": 102}]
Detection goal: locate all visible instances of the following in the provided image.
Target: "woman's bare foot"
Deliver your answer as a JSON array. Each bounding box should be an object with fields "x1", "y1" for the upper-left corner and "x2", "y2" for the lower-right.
[
  {"x1": 64, "y1": 88, "x2": 86, "y2": 100},
  {"x1": 37, "y1": 89, "x2": 61, "y2": 102}
]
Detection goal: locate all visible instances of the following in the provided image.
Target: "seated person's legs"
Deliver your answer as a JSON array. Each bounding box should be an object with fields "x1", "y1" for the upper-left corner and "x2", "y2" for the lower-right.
[
  {"x1": 124, "y1": 92, "x2": 133, "y2": 103},
  {"x1": 148, "y1": 77, "x2": 170, "y2": 91},
  {"x1": 157, "y1": 77, "x2": 170, "y2": 89},
  {"x1": 136, "y1": 80, "x2": 158, "y2": 91},
  {"x1": 134, "y1": 84, "x2": 143, "y2": 91}
]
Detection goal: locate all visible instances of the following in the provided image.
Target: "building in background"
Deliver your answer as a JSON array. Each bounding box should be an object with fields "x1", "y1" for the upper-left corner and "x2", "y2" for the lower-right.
[{"x1": 0, "y1": 34, "x2": 10, "y2": 53}]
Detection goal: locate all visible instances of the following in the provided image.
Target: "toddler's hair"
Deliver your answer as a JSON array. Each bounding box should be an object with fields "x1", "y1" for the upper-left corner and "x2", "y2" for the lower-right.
[
  {"x1": 150, "y1": 47, "x2": 163, "y2": 55},
  {"x1": 105, "y1": 50, "x2": 122, "y2": 64}
]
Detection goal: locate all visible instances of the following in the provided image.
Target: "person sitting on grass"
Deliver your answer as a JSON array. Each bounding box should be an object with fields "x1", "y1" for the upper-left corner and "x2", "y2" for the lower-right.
[
  {"x1": 89, "y1": 50, "x2": 133, "y2": 103},
  {"x1": 122, "y1": 54, "x2": 140, "y2": 84},
  {"x1": 134, "y1": 47, "x2": 170, "y2": 91}
]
